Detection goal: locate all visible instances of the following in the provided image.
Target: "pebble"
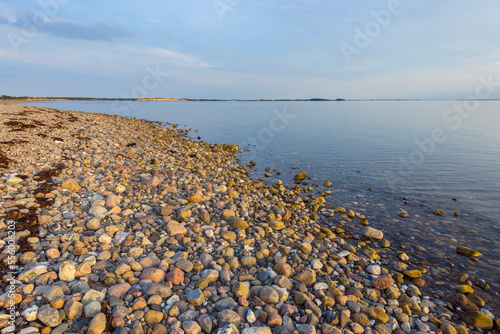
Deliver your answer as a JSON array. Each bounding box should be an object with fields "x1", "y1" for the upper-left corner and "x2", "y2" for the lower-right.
[
  {"x1": 456, "y1": 246, "x2": 482, "y2": 258},
  {"x1": 242, "y1": 327, "x2": 272, "y2": 334},
  {"x1": 372, "y1": 274, "x2": 394, "y2": 290},
  {"x1": 88, "y1": 313, "x2": 107, "y2": 334},
  {"x1": 6, "y1": 175, "x2": 23, "y2": 185},
  {"x1": 296, "y1": 324, "x2": 316, "y2": 334},
  {"x1": 246, "y1": 309, "x2": 257, "y2": 323},
  {"x1": 58, "y1": 262, "x2": 76, "y2": 282},
  {"x1": 37, "y1": 307, "x2": 61, "y2": 327},
  {"x1": 167, "y1": 221, "x2": 188, "y2": 235},
  {"x1": 183, "y1": 321, "x2": 202, "y2": 334},
  {"x1": 260, "y1": 286, "x2": 280, "y2": 304},
  {"x1": 366, "y1": 264, "x2": 381, "y2": 275},
  {"x1": 310, "y1": 259, "x2": 323, "y2": 270},
  {"x1": 186, "y1": 289, "x2": 205, "y2": 306},
  {"x1": 217, "y1": 309, "x2": 241, "y2": 327},
  {"x1": 64, "y1": 300, "x2": 84, "y2": 320},
  {"x1": 362, "y1": 226, "x2": 384, "y2": 239},
  {"x1": 462, "y1": 310, "x2": 493, "y2": 329},
  {"x1": 145, "y1": 310, "x2": 164, "y2": 325},
  {"x1": 21, "y1": 305, "x2": 39, "y2": 322},
  {"x1": 84, "y1": 301, "x2": 102, "y2": 318},
  {"x1": 108, "y1": 283, "x2": 131, "y2": 299},
  {"x1": 86, "y1": 217, "x2": 101, "y2": 230}
]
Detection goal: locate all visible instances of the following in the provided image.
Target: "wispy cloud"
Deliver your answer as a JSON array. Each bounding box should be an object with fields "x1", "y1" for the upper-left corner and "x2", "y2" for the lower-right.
[
  {"x1": 2, "y1": 13, "x2": 130, "y2": 42},
  {"x1": 0, "y1": 15, "x2": 15, "y2": 25},
  {"x1": 37, "y1": 20, "x2": 130, "y2": 41},
  {"x1": 147, "y1": 48, "x2": 214, "y2": 68},
  {"x1": 0, "y1": 4, "x2": 17, "y2": 23}
]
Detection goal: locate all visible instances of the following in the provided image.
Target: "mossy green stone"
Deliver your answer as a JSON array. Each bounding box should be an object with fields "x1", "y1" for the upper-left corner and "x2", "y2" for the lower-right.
[
  {"x1": 456, "y1": 246, "x2": 482, "y2": 258},
  {"x1": 299, "y1": 242, "x2": 313, "y2": 253},
  {"x1": 456, "y1": 285, "x2": 473, "y2": 294},
  {"x1": 403, "y1": 270, "x2": 422, "y2": 278},
  {"x1": 466, "y1": 293, "x2": 485, "y2": 307},
  {"x1": 319, "y1": 227, "x2": 334, "y2": 236},
  {"x1": 369, "y1": 307, "x2": 389, "y2": 323},
  {"x1": 454, "y1": 324, "x2": 468, "y2": 334},
  {"x1": 364, "y1": 248, "x2": 380, "y2": 261},
  {"x1": 232, "y1": 282, "x2": 250, "y2": 298},
  {"x1": 462, "y1": 310, "x2": 493, "y2": 329}
]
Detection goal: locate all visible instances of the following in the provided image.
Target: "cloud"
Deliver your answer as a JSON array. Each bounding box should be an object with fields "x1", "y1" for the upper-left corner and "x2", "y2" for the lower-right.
[
  {"x1": 148, "y1": 48, "x2": 214, "y2": 68},
  {"x1": 39, "y1": 20, "x2": 130, "y2": 41},
  {"x1": 6, "y1": 13, "x2": 130, "y2": 41},
  {"x1": 0, "y1": 4, "x2": 17, "y2": 23}
]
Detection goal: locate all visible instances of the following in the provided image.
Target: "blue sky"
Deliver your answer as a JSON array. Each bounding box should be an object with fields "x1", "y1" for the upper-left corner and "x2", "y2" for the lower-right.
[{"x1": 1, "y1": 0, "x2": 500, "y2": 99}]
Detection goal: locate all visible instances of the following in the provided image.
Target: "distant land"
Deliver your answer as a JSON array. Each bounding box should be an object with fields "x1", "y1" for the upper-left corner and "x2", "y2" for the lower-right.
[
  {"x1": 0, "y1": 95, "x2": 345, "y2": 102},
  {"x1": 2, "y1": 95, "x2": 499, "y2": 102}
]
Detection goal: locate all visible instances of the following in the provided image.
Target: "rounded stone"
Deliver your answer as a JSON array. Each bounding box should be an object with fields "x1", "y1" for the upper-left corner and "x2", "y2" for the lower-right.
[
  {"x1": 167, "y1": 221, "x2": 188, "y2": 235},
  {"x1": 232, "y1": 282, "x2": 250, "y2": 299},
  {"x1": 372, "y1": 274, "x2": 394, "y2": 290},
  {"x1": 183, "y1": 320, "x2": 202, "y2": 334},
  {"x1": 260, "y1": 286, "x2": 280, "y2": 304},
  {"x1": 362, "y1": 226, "x2": 384, "y2": 240},
  {"x1": 369, "y1": 307, "x2": 389, "y2": 323},
  {"x1": 84, "y1": 301, "x2": 102, "y2": 318},
  {"x1": 456, "y1": 246, "x2": 482, "y2": 258},
  {"x1": 140, "y1": 268, "x2": 166, "y2": 283},
  {"x1": 299, "y1": 243, "x2": 312, "y2": 253},
  {"x1": 311, "y1": 259, "x2": 323, "y2": 270},
  {"x1": 366, "y1": 264, "x2": 381, "y2": 275},
  {"x1": 293, "y1": 268, "x2": 316, "y2": 287},
  {"x1": 273, "y1": 263, "x2": 293, "y2": 278},
  {"x1": 462, "y1": 310, "x2": 493, "y2": 329},
  {"x1": 86, "y1": 218, "x2": 101, "y2": 230},
  {"x1": 88, "y1": 313, "x2": 107, "y2": 334},
  {"x1": 241, "y1": 256, "x2": 257, "y2": 266},
  {"x1": 37, "y1": 307, "x2": 61, "y2": 328},
  {"x1": 145, "y1": 310, "x2": 164, "y2": 325},
  {"x1": 166, "y1": 267, "x2": 185, "y2": 285},
  {"x1": 59, "y1": 262, "x2": 76, "y2": 282},
  {"x1": 46, "y1": 248, "x2": 60, "y2": 259},
  {"x1": 107, "y1": 283, "x2": 131, "y2": 299},
  {"x1": 217, "y1": 309, "x2": 241, "y2": 327}
]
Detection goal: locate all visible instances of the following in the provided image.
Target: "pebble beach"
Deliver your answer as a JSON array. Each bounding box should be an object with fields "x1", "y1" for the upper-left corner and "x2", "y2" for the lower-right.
[{"x1": 0, "y1": 104, "x2": 498, "y2": 334}]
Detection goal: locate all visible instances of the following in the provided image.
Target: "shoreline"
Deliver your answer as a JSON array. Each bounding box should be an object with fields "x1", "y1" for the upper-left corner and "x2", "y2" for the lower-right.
[{"x1": 0, "y1": 104, "x2": 498, "y2": 333}]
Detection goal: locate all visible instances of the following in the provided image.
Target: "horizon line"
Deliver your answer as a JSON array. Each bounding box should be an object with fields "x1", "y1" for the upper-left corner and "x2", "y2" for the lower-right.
[{"x1": 3, "y1": 96, "x2": 500, "y2": 102}]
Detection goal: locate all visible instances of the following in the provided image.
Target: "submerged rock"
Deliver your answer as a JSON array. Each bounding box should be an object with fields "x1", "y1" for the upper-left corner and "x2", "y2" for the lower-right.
[{"x1": 456, "y1": 246, "x2": 482, "y2": 258}]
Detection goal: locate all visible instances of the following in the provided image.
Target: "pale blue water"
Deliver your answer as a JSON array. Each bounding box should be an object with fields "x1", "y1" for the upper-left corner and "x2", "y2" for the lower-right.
[{"x1": 27, "y1": 100, "x2": 500, "y2": 291}]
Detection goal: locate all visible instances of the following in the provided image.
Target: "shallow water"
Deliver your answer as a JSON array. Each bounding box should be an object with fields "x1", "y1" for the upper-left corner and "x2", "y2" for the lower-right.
[{"x1": 27, "y1": 100, "x2": 500, "y2": 302}]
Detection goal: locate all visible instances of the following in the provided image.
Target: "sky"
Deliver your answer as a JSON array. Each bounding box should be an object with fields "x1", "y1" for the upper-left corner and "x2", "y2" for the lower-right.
[{"x1": 1, "y1": 0, "x2": 500, "y2": 99}]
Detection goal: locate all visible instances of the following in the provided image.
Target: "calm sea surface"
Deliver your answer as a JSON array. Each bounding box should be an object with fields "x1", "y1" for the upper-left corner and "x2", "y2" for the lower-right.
[{"x1": 27, "y1": 101, "x2": 500, "y2": 298}]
